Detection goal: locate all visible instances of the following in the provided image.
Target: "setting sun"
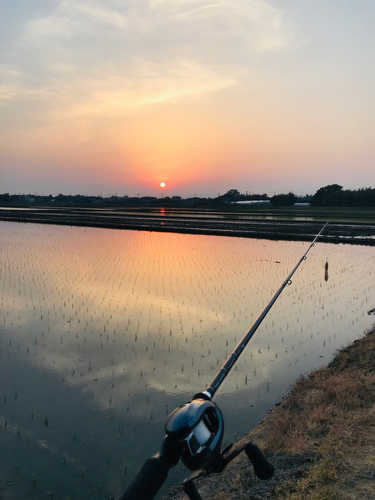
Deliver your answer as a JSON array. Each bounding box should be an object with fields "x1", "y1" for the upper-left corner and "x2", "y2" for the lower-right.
[{"x1": 160, "y1": 182, "x2": 165, "y2": 188}]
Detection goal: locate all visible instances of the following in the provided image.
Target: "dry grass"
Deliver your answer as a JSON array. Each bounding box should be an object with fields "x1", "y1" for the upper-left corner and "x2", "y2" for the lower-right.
[
  {"x1": 164, "y1": 326, "x2": 375, "y2": 500},
  {"x1": 265, "y1": 368, "x2": 375, "y2": 457},
  {"x1": 252, "y1": 325, "x2": 375, "y2": 499}
]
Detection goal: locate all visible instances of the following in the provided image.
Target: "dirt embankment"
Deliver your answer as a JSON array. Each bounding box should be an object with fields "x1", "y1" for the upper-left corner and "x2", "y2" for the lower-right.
[
  {"x1": 1, "y1": 207, "x2": 375, "y2": 244},
  {"x1": 164, "y1": 325, "x2": 375, "y2": 500}
]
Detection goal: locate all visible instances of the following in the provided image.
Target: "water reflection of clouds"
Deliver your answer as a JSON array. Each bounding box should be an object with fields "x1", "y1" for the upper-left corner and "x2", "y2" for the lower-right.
[{"x1": 1, "y1": 222, "x2": 375, "y2": 498}]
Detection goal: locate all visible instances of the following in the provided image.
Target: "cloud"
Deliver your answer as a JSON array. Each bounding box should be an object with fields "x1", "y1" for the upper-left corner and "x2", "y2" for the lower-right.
[
  {"x1": 1, "y1": 0, "x2": 293, "y2": 137},
  {"x1": 0, "y1": 65, "x2": 52, "y2": 105},
  {"x1": 0, "y1": 66, "x2": 22, "y2": 102},
  {"x1": 61, "y1": 1, "x2": 129, "y2": 29},
  {"x1": 47, "y1": 58, "x2": 240, "y2": 123},
  {"x1": 23, "y1": 1, "x2": 149, "y2": 40},
  {"x1": 17, "y1": 0, "x2": 292, "y2": 77},
  {"x1": 0, "y1": 84, "x2": 19, "y2": 102},
  {"x1": 151, "y1": 0, "x2": 292, "y2": 52}
]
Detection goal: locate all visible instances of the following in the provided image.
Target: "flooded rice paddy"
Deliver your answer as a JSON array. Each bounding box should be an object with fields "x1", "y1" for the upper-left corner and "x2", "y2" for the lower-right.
[{"x1": 0, "y1": 221, "x2": 374, "y2": 499}]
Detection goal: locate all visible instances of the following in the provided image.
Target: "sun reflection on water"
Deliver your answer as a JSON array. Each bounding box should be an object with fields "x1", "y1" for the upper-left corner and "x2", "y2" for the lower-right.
[{"x1": 0, "y1": 221, "x2": 374, "y2": 499}]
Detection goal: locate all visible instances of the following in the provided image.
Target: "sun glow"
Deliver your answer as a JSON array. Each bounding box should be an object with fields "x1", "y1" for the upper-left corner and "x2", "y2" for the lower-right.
[{"x1": 160, "y1": 182, "x2": 165, "y2": 188}]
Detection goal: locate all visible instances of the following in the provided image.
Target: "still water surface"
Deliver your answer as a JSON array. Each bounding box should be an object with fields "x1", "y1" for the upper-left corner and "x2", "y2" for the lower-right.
[{"x1": 0, "y1": 221, "x2": 374, "y2": 499}]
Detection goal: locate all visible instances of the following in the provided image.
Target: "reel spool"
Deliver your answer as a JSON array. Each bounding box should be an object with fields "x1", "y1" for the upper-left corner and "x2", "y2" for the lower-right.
[{"x1": 165, "y1": 398, "x2": 224, "y2": 471}]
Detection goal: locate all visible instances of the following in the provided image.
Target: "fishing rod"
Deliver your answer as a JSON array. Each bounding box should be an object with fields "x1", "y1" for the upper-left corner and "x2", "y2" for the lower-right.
[
  {"x1": 120, "y1": 221, "x2": 329, "y2": 500},
  {"x1": 202, "y1": 220, "x2": 329, "y2": 400}
]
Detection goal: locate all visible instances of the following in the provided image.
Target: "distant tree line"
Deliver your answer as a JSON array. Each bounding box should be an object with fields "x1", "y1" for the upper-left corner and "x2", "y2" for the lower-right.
[
  {"x1": 217, "y1": 189, "x2": 269, "y2": 203},
  {"x1": 311, "y1": 184, "x2": 375, "y2": 207},
  {"x1": 1, "y1": 184, "x2": 374, "y2": 207},
  {"x1": 271, "y1": 184, "x2": 375, "y2": 207},
  {"x1": 270, "y1": 192, "x2": 298, "y2": 206}
]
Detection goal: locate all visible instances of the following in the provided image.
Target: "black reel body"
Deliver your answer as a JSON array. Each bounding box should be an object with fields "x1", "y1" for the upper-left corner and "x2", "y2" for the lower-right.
[{"x1": 165, "y1": 398, "x2": 224, "y2": 471}]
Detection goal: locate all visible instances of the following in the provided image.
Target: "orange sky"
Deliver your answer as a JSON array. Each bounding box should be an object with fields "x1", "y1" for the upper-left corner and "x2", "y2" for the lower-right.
[{"x1": 1, "y1": 1, "x2": 374, "y2": 197}]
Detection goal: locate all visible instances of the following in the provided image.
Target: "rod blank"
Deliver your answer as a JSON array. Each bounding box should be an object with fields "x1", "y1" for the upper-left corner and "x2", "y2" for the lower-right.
[{"x1": 204, "y1": 221, "x2": 329, "y2": 399}]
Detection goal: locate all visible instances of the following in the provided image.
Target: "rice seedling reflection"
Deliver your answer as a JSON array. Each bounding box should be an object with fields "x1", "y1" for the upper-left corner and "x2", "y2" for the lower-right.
[{"x1": 0, "y1": 222, "x2": 374, "y2": 498}]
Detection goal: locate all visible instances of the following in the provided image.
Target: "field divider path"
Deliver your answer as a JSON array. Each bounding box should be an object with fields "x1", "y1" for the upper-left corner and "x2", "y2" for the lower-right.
[{"x1": 0, "y1": 208, "x2": 375, "y2": 244}]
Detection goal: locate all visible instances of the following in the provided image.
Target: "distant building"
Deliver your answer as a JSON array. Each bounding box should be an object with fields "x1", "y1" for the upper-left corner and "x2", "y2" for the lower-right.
[
  {"x1": 141, "y1": 196, "x2": 157, "y2": 204},
  {"x1": 234, "y1": 200, "x2": 271, "y2": 206},
  {"x1": 21, "y1": 195, "x2": 35, "y2": 203}
]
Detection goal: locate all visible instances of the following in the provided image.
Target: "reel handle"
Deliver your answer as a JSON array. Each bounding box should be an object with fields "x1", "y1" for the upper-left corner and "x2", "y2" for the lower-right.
[
  {"x1": 245, "y1": 442, "x2": 274, "y2": 480},
  {"x1": 182, "y1": 440, "x2": 274, "y2": 500}
]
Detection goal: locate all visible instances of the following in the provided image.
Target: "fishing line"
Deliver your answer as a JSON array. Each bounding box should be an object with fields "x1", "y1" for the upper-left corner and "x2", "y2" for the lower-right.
[
  {"x1": 121, "y1": 221, "x2": 330, "y2": 500},
  {"x1": 203, "y1": 221, "x2": 329, "y2": 400}
]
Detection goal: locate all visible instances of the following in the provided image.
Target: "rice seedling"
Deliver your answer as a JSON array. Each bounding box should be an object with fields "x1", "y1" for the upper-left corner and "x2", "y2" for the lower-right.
[{"x1": 0, "y1": 222, "x2": 374, "y2": 499}]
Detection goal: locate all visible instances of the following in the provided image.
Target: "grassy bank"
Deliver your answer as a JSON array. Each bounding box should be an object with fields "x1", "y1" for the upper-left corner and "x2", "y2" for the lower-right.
[{"x1": 166, "y1": 325, "x2": 375, "y2": 500}]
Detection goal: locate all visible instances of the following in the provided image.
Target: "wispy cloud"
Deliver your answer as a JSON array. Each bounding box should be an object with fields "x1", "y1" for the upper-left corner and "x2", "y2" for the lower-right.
[
  {"x1": 1, "y1": 0, "x2": 374, "y2": 196},
  {"x1": 152, "y1": 0, "x2": 292, "y2": 52},
  {"x1": 0, "y1": 65, "x2": 52, "y2": 104},
  {"x1": 23, "y1": 1, "x2": 151, "y2": 40},
  {"x1": 48, "y1": 59, "x2": 240, "y2": 122},
  {"x1": 0, "y1": 0, "x2": 293, "y2": 152},
  {"x1": 5, "y1": 0, "x2": 292, "y2": 112}
]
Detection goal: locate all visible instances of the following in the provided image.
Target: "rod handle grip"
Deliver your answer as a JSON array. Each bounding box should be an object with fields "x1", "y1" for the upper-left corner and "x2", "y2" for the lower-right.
[
  {"x1": 245, "y1": 443, "x2": 274, "y2": 480},
  {"x1": 119, "y1": 457, "x2": 169, "y2": 500}
]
